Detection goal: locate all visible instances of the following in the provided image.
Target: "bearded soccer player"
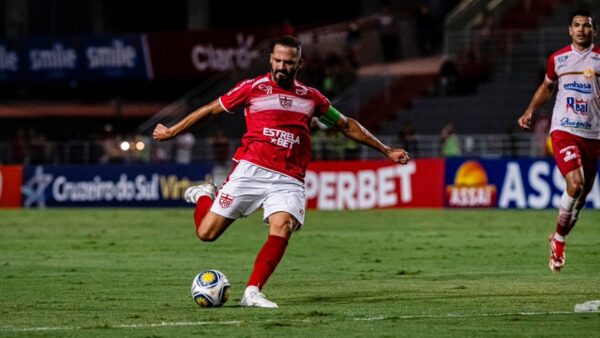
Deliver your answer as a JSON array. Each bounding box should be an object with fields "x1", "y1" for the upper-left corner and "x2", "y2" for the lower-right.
[
  {"x1": 153, "y1": 36, "x2": 410, "y2": 307},
  {"x1": 518, "y1": 10, "x2": 600, "y2": 272}
]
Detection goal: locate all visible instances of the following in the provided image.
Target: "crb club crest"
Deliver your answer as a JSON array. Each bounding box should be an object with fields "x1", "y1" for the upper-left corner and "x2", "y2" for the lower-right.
[
  {"x1": 279, "y1": 95, "x2": 293, "y2": 110},
  {"x1": 219, "y1": 193, "x2": 234, "y2": 208}
]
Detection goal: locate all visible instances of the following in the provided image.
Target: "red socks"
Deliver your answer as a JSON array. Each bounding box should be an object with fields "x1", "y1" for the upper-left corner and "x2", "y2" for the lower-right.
[
  {"x1": 193, "y1": 193, "x2": 288, "y2": 289},
  {"x1": 555, "y1": 192, "x2": 577, "y2": 237},
  {"x1": 247, "y1": 235, "x2": 289, "y2": 289},
  {"x1": 555, "y1": 207, "x2": 573, "y2": 237},
  {"x1": 193, "y1": 196, "x2": 213, "y2": 234}
]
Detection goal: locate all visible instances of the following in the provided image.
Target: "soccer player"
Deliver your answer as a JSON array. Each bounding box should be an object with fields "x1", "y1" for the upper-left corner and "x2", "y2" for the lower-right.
[
  {"x1": 153, "y1": 36, "x2": 410, "y2": 307},
  {"x1": 518, "y1": 10, "x2": 600, "y2": 272}
]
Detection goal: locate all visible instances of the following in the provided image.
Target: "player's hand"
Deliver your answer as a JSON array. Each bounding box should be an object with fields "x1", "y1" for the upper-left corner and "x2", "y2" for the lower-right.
[
  {"x1": 387, "y1": 148, "x2": 410, "y2": 165},
  {"x1": 152, "y1": 123, "x2": 175, "y2": 141},
  {"x1": 518, "y1": 112, "x2": 533, "y2": 130}
]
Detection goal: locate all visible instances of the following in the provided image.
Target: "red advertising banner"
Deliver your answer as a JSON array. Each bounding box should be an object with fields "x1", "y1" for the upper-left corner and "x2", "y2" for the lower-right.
[
  {"x1": 0, "y1": 166, "x2": 23, "y2": 208},
  {"x1": 146, "y1": 29, "x2": 274, "y2": 80},
  {"x1": 305, "y1": 159, "x2": 444, "y2": 210}
]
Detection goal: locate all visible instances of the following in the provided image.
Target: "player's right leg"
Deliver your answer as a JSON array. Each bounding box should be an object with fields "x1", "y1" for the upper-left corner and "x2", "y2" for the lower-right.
[
  {"x1": 549, "y1": 172, "x2": 583, "y2": 272},
  {"x1": 552, "y1": 149, "x2": 599, "y2": 271},
  {"x1": 196, "y1": 212, "x2": 234, "y2": 241},
  {"x1": 549, "y1": 131, "x2": 587, "y2": 272},
  {"x1": 184, "y1": 182, "x2": 235, "y2": 241}
]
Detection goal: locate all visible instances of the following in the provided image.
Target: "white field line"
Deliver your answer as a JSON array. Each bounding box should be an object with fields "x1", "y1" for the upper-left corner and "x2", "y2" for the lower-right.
[
  {"x1": 1, "y1": 320, "x2": 243, "y2": 332},
  {"x1": 354, "y1": 310, "x2": 576, "y2": 321},
  {"x1": 0, "y1": 310, "x2": 594, "y2": 332}
]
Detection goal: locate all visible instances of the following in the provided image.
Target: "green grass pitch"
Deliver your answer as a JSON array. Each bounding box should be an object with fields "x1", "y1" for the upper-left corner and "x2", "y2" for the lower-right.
[{"x1": 1, "y1": 208, "x2": 599, "y2": 337}]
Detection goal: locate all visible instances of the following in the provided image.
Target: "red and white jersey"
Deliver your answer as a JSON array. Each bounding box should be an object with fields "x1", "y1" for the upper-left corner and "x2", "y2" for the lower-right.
[
  {"x1": 546, "y1": 44, "x2": 600, "y2": 139},
  {"x1": 219, "y1": 73, "x2": 330, "y2": 181}
]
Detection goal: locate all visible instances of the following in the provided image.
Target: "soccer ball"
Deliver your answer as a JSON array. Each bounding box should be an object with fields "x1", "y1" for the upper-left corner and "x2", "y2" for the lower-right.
[{"x1": 191, "y1": 270, "x2": 230, "y2": 308}]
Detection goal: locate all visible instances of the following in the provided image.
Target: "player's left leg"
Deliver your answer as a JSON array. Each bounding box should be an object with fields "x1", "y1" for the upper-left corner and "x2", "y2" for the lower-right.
[
  {"x1": 248, "y1": 211, "x2": 295, "y2": 288},
  {"x1": 240, "y1": 212, "x2": 297, "y2": 308},
  {"x1": 565, "y1": 158, "x2": 597, "y2": 235},
  {"x1": 549, "y1": 168, "x2": 583, "y2": 272},
  {"x1": 239, "y1": 166, "x2": 305, "y2": 308},
  {"x1": 555, "y1": 168, "x2": 584, "y2": 237},
  {"x1": 549, "y1": 131, "x2": 586, "y2": 272}
]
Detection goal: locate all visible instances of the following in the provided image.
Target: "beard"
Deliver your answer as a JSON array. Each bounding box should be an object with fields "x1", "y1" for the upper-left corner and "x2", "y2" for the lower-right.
[{"x1": 272, "y1": 69, "x2": 297, "y2": 88}]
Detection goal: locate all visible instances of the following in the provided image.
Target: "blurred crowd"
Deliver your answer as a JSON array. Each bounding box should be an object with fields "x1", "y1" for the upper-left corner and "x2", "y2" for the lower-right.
[
  {"x1": 436, "y1": 9, "x2": 494, "y2": 97},
  {"x1": 1, "y1": 2, "x2": 534, "y2": 166},
  {"x1": 1, "y1": 125, "x2": 231, "y2": 166}
]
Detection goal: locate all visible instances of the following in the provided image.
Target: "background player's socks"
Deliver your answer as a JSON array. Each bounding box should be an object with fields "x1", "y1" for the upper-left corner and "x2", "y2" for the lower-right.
[
  {"x1": 194, "y1": 196, "x2": 213, "y2": 234},
  {"x1": 555, "y1": 207, "x2": 572, "y2": 236},
  {"x1": 564, "y1": 207, "x2": 581, "y2": 235},
  {"x1": 553, "y1": 232, "x2": 565, "y2": 242},
  {"x1": 247, "y1": 235, "x2": 288, "y2": 289},
  {"x1": 555, "y1": 192, "x2": 576, "y2": 236}
]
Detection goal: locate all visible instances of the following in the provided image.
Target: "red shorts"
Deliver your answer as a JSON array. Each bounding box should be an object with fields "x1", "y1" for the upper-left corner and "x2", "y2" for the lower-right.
[{"x1": 551, "y1": 130, "x2": 600, "y2": 191}]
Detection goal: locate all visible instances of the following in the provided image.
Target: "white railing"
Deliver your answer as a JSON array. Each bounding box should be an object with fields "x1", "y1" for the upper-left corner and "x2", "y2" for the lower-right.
[{"x1": 0, "y1": 133, "x2": 552, "y2": 165}]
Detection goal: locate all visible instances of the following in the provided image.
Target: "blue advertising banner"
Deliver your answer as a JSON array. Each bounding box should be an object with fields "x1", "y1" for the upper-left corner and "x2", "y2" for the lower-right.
[
  {"x1": 445, "y1": 158, "x2": 600, "y2": 209},
  {"x1": 20, "y1": 35, "x2": 152, "y2": 82},
  {"x1": 24, "y1": 37, "x2": 81, "y2": 82},
  {"x1": 81, "y1": 35, "x2": 152, "y2": 80},
  {"x1": 2, "y1": 29, "x2": 273, "y2": 83},
  {"x1": 21, "y1": 164, "x2": 211, "y2": 207},
  {"x1": 0, "y1": 39, "x2": 21, "y2": 82}
]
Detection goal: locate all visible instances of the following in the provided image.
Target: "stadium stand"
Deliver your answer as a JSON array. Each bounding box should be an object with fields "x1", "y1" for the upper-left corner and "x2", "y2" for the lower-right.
[
  {"x1": 381, "y1": 0, "x2": 580, "y2": 136},
  {"x1": 1, "y1": 0, "x2": 594, "y2": 164}
]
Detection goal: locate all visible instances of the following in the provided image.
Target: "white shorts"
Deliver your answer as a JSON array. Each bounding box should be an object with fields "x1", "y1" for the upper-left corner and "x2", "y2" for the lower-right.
[{"x1": 210, "y1": 160, "x2": 306, "y2": 229}]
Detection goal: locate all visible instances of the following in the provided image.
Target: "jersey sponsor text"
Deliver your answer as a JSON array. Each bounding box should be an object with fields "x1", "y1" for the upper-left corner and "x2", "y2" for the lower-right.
[{"x1": 263, "y1": 128, "x2": 300, "y2": 149}]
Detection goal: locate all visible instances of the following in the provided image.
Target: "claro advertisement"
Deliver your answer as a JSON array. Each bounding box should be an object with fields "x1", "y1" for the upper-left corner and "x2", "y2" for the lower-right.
[{"x1": 0, "y1": 29, "x2": 272, "y2": 83}]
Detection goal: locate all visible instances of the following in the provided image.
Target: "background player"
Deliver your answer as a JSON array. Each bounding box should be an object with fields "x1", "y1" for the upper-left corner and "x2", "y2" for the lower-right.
[
  {"x1": 153, "y1": 36, "x2": 410, "y2": 307},
  {"x1": 518, "y1": 10, "x2": 600, "y2": 272}
]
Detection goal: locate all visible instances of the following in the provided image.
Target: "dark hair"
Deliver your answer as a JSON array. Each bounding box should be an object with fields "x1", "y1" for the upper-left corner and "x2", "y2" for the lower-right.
[
  {"x1": 272, "y1": 35, "x2": 302, "y2": 55},
  {"x1": 570, "y1": 9, "x2": 597, "y2": 30}
]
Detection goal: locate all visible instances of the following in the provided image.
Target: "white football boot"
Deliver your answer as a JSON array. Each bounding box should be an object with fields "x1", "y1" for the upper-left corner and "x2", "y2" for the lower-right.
[
  {"x1": 183, "y1": 182, "x2": 216, "y2": 204},
  {"x1": 240, "y1": 286, "x2": 278, "y2": 308}
]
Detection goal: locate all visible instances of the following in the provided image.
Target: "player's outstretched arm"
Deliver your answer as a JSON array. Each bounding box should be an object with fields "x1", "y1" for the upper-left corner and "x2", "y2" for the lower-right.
[
  {"x1": 152, "y1": 99, "x2": 225, "y2": 141},
  {"x1": 320, "y1": 106, "x2": 409, "y2": 164},
  {"x1": 518, "y1": 81, "x2": 554, "y2": 130},
  {"x1": 340, "y1": 117, "x2": 409, "y2": 164}
]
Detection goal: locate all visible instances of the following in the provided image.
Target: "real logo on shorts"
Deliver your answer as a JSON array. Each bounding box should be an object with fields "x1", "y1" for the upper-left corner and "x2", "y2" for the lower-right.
[{"x1": 219, "y1": 193, "x2": 234, "y2": 208}]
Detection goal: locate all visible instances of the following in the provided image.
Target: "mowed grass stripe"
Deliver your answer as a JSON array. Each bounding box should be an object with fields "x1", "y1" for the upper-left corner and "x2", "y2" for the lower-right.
[
  {"x1": 1, "y1": 209, "x2": 599, "y2": 337},
  {"x1": 1, "y1": 310, "x2": 591, "y2": 332}
]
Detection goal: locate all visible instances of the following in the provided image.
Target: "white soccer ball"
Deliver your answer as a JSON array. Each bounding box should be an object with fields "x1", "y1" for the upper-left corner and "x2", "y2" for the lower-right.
[{"x1": 191, "y1": 270, "x2": 230, "y2": 308}]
